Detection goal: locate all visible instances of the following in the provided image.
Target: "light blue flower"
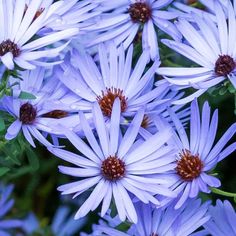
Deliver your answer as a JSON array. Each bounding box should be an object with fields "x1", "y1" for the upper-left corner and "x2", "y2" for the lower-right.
[
  {"x1": 49, "y1": 99, "x2": 177, "y2": 223},
  {"x1": 203, "y1": 200, "x2": 236, "y2": 236},
  {"x1": 83, "y1": 0, "x2": 181, "y2": 60},
  {"x1": 0, "y1": 184, "x2": 23, "y2": 236},
  {"x1": 162, "y1": 99, "x2": 236, "y2": 209},
  {"x1": 87, "y1": 198, "x2": 210, "y2": 236},
  {"x1": 56, "y1": 42, "x2": 175, "y2": 121},
  {"x1": 157, "y1": 0, "x2": 236, "y2": 103},
  {"x1": 0, "y1": 67, "x2": 83, "y2": 147},
  {"x1": 0, "y1": 0, "x2": 78, "y2": 70},
  {"x1": 21, "y1": 206, "x2": 87, "y2": 236}
]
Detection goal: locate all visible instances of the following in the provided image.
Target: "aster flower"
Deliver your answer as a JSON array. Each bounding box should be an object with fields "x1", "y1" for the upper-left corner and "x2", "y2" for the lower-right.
[
  {"x1": 56, "y1": 43, "x2": 173, "y2": 121},
  {"x1": 84, "y1": 0, "x2": 181, "y2": 60},
  {"x1": 163, "y1": 99, "x2": 236, "y2": 209},
  {"x1": 39, "y1": 0, "x2": 102, "y2": 32},
  {"x1": 157, "y1": 0, "x2": 236, "y2": 103},
  {"x1": 203, "y1": 200, "x2": 236, "y2": 236},
  {"x1": 0, "y1": 67, "x2": 83, "y2": 147},
  {"x1": 0, "y1": 0, "x2": 78, "y2": 70},
  {"x1": 0, "y1": 184, "x2": 23, "y2": 236},
  {"x1": 88, "y1": 198, "x2": 210, "y2": 236},
  {"x1": 49, "y1": 99, "x2": 177, "y2": 223},
  {"x1": 21, "y1": 206, "x2": 87, "y2": 236}
]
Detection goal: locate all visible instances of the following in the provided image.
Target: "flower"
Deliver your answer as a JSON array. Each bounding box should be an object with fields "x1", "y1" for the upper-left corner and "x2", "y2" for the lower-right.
[
  {"x1": 49, "y1": 99, "x2": 177, "y2": 223},
  {"x1": 164, "y1": 99, "x2": 236, "y2": 209},
  {"x1": 0, "y1": 0, "x2": 78, "y2": 70},
  {"x1": 40, "y1": 0, "x2": 102, "y2": 32},
  {"x1": 57, "y1": 42, "x2": 173, "y2": 120},
  {"x1": 21, "y1": 206, "x2": 87, "y2": 236},
  {"x1": 157, "y1": 0, "x2": 236, "y2": 103},
  {"x1": 84, "y1": 0, "x2": 181, "y2": 60},
  {"x1": 88, "y1": 198, "x2": 210, "y2": 236},
  {"x1": 203, "y1": 200, "x2": 236, "y2": 236},
  {"x1": 0, "y1": 184, "x2": 23, "y2": 236},
  {"x1": 0, "y1": 67, "x2": 83, "y2": 147}
]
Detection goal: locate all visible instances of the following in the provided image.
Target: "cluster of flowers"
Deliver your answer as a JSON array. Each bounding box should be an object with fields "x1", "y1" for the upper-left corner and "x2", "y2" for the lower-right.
[{"x1": 0, "y1": 0, "x2": 235, "y2": 235}]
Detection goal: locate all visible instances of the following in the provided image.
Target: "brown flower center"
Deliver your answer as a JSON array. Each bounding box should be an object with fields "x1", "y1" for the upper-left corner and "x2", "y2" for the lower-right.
[
  {"x1": 176, "y1": 150, "x2": 203, "y2": 181},
  {"x1": 42, "y1": 110, "x2": 68, "y2": 119},
  {"x1": 128, "y1": 2, "x2": 152, "y2": 23},
  {"x1": 97, "y1": 88, "x2": 127, "y2": 117},
  {"x1": 0, "y1": 40, "x2": 20, "y2": 57},
  {"x1": 215, "y1": 55, "x2": 235, "y2": 76},
  {"x1": 19, "y1": 103, "x2": 37, "y2": 124},
  {"x1": 141, "y1": 114, "x2": 151, "y2": 129},
  {"x1": 101, "y1": 156, "x2": 125, "y2": 181}
]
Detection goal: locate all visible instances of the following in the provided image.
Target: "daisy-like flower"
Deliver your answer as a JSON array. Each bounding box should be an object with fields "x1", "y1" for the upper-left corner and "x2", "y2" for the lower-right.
[
  {"x1": 157, "y1": 0, "x2": 236, "y2": 103},
  {"x1": 88, "y1": 198, "x2": 210, "y2": 236},
  {"x1": 1, "y1": 67, "x2": 83, "y2": 147},
  {"x1": 0, "y1": 184, "x2": 23, "y2": 236},
  {"x1": 21, "y1": 206, "x2": 87, "y2": 236},
  {"x1": 203, "y1": 200, "x2": 236, "y2": 236},
  {"x1": 84, "y1": 0, "x2": 181, "y2": 60},
  {"x1": 0, "y1": 0, "x2": 79, "y2": 70},
  {"x1": 165, "y1": 99, "x2": 236, "y2": 209},
  {"x1": 49, "y1": 99, "x2": 177, "y2": 223},
  {"x1": 39, "y1": 0, "x2": 102, "y2": 32},
  {"x1": 57, "y1": 43, "x2": 172, "y2": 120}
]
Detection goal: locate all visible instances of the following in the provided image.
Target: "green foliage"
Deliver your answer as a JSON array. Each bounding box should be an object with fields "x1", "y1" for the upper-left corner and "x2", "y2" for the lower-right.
[{"x1": 18, "y1": 91, "x2": 37, "y2": 100}]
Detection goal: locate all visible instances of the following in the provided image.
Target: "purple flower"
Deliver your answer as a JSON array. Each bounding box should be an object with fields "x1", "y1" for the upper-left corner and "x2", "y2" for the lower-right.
[
  {"x1": 21, "y1": 206, "x2": 87, "y2": 236},
  {"x1": 57, "y1": 43, "x2": 175, "y2": 121},
  {"x1": 162, "y1": 99, "x2": 236, "y2": 209},
  {"x1": 0, "y1": 0, "x2": 78, "y2": 70},
  {"x1": 40, "y1": 0, "x2": 101, "y2": 32},
  {"x1": 0, "y1": 184, "x2": 23, "y2": 236},
  {"x1": 49, "y1": 99, "x2": 177, "y2": 223},
  {"x1": 84, "y1": 0, "x2": 181, "y2": 60},
  {"x1": 203, "y1": 200, "x2": 236, "y2": 236},
  {"x1": 1, "y1": 67, "x2": 83, "y2": 147},
  {"x1": 157, "y1": 0, "x2": 236, "y2": 103},
  {"x1": 88, "y1": 198, "x2": 210, "y2": 236}
]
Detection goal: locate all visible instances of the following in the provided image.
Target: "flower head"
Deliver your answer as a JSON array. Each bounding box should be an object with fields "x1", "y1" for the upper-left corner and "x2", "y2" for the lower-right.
[
  {"x1": 49, "y1": 99, "x2": 177, "y2": 223},
  {"x1": 157, "y1": 0, "x2": 236, "y2": 103},
  {"x1": 84, "y1": 0, "x2": 181, "y2": 60},
  {"x1": 1, "y1": 67, "x2": 82, "y2": 147},
  {"x1": 0, "y1": 0, "x2": 78, "y2": 70},
  {"x1": 165, "y1": 99, "x2": 236, "y2": 208},
  {"x1": 88, "y1": 198, "x2": 210, "y2": 236},
  {"x1": 0, "y1": 184, "x2": 23, "y2": 235},
  {"x1": 21, "y1": 206, "x2": 87, "y2": 236},
  {"x1": 203, "y1": 200, "x2": 236, "y2": 236},
  {"x1": 57, "y1": 43, "x2": 172, "y2": 121}
]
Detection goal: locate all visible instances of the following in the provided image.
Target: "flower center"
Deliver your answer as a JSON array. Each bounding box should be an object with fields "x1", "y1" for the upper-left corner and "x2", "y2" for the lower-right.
[
  {"x1": 42, "y1": 110, "x2": 68, "y2": 119},
  {"x1": 151, "y1": 233, "x2": 158, "y2": 236},
  {"x1": 101, "y1": 156, "x2": 125, "y2": 181},
  {"x1": 214, "y1": 55, "x2": 235, "y2": 76},
  {"x1": 176, "y1": 150, "x2": 203, "y2": 181},
  {"x1": 97, "y1": 88, "x2": 127, "y2": 117},
  {"x1": 0, "y1": 39, "x2": 20, "y2": 57},
  {"x1": 19, "y1": 103, "x2": 37, "y2": 124},
  {"x1": 128, "y1": 2, "x2": 152, "y2": 23},
  {"x1": 141, "y1": 114, "x2": 150, "y2": 129}
]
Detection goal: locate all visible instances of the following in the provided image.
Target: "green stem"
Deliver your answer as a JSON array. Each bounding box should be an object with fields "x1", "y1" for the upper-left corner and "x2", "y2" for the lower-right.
[{"x1": 211, "y1": 187, "x2": 236, "y2": 198}]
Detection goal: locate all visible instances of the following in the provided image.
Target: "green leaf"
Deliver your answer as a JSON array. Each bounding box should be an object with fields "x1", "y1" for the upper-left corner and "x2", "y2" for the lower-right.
[
  {"x1": 0, "y1": 167, "x2": 10, "y2": 176},
  {"x1": 26, "y1": 146, "x2": 39, "y2": 171},
  {"x1": 0, "y1": 117, "x2": 5, "y2": 131},
  {"x1": 18, "y1": 91, "x2": 36, "y2": 100}
]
